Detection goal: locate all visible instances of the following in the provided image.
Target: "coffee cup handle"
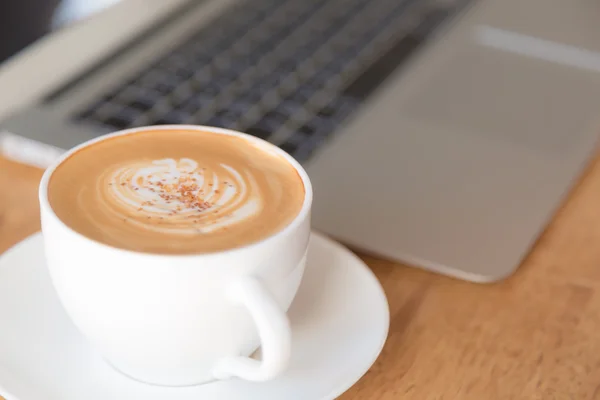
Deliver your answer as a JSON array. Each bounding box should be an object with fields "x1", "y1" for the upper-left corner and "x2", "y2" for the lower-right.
[{"x1": 211, "y1": 276, "x2": 291, "y2": 382}]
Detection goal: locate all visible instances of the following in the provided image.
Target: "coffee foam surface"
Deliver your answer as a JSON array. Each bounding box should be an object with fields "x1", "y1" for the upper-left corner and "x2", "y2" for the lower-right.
[
  {"x1": 105, "y1": 157, "x2": 261, "y2": 234},
  {"x1": 48, "y1": 129, "x2": 305, "y2": 254}
]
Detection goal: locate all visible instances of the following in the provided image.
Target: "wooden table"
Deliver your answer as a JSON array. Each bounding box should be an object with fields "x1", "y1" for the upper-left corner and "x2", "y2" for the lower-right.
[{"x1": 4, "y1": 154, "x2": 600, "y2": 400}]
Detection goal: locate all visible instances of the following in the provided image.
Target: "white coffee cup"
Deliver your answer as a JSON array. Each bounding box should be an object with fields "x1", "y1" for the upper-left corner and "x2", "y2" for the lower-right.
[{"x1": 38, "y1": 125, "x2": 313, "y2": 386}]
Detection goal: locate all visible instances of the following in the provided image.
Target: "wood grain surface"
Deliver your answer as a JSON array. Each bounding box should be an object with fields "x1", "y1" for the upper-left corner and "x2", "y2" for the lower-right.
[{"x1": 4, "y1": 153, "x2": 600, "y2": 399}]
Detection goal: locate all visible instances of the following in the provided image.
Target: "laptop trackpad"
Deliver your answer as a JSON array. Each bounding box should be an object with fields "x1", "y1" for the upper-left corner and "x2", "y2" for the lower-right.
[{"x1": 307, "y1": 22, "x2": 600, "y2": 280}]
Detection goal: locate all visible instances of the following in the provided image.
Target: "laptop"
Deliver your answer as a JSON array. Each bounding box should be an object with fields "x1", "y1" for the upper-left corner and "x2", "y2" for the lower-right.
[{"x1": 2, "y1": 0, "x2": 600, "y2": 282}]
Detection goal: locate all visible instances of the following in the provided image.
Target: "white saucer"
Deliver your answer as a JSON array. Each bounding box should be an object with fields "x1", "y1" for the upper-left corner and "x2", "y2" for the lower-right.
[{"x1": 0, "y1": 232, "x2": 389, "y2": 400}]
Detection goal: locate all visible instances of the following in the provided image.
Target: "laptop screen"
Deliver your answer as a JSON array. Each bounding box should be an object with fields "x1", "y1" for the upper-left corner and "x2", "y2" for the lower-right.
[
  {"x1": 52, "y1": 0, "x2": 123, "y2": 29},
  {"x1": 0, "y1": 0, "x2": 122, "y2": 63}
]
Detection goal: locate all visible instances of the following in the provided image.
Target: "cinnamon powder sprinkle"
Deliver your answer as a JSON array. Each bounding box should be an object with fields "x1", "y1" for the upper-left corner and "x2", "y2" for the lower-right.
[{"x1": 131, "y1": 175, "x2": 214, "y2": 215}]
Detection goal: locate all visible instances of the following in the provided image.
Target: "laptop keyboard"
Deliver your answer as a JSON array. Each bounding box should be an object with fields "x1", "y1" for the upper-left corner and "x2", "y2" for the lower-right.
[{"x1": 73, "y1": 0, "x2": 471, "y2": 162}]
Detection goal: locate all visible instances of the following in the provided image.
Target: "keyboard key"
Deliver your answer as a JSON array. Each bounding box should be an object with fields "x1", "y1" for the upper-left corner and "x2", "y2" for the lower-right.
[
  {"x1": 126, "y1": 96, "x2": 155, "y2": 112},
  {"x1": 101, "y1": 108, "x2": 138, "y2": 130},
  {"x1": 298, "y1": 124, "x2": 317, "y2": 136},
  {"x1": 153, "y1": 79, "x2": 179, "y2": 95},
  {"x1": 279, "y1": 140, "x2": 299, "y2": 156},
  {"x1": 316, "y1": 105, "x2": 336, "y2": 118},
  {"x1": 246, "y1": 124, "x2": 272, "y2": 140}
]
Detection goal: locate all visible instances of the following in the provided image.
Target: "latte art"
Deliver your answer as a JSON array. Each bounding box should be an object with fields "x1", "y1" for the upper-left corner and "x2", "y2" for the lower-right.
[
  {"x1": 48, "y1": 128, "x2": 305, "y2": 254},
  {"x1": 102, "y1": 158, "x2": 261, "y2": 234}
]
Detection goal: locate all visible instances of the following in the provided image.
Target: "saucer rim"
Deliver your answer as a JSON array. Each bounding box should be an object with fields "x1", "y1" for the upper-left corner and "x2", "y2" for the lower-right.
[{"x1": 313, "y1": 232, "x2": 390, "y2": 399}]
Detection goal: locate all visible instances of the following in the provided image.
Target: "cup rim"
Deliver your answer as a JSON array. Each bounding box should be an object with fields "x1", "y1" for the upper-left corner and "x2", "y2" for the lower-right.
[{"x1": 39, "y1": 124, "x2": 313, "y2": 259}]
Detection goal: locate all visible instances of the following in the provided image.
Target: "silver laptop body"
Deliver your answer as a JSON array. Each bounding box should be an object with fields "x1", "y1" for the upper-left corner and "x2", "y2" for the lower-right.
[{"x1": 2, "y1": 0, "x2": 600, "y2": 282}]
